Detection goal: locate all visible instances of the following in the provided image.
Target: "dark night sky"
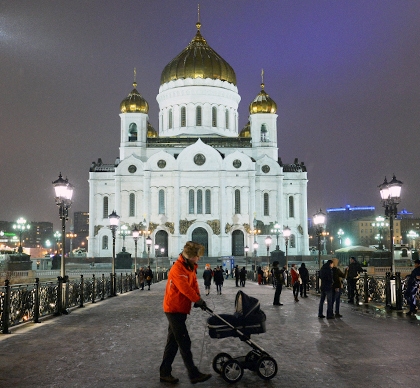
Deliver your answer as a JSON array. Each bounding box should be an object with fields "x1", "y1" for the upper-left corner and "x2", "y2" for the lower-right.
[{"x1": 1, "y1": 0, "x2": 420, "y2": 231}]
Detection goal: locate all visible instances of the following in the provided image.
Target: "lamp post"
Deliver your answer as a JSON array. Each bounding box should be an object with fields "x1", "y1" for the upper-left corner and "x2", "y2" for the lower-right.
[
  {"x1": 140, "y1": 218, "x2": 148, "y2": 258},
  {"x1": 52, "y1": 173, "x2": 74, "y2": 278},
  {"x1": 253, "y1": 241, "x2": 259, "y2": 272},
  {"x1": 132, "y1": 225, "x2": 140, "y2": 287},
  {"x1": 13, "y1": 217, "x2": 30, "y2": 254},
  {"x1": 109, "y1": 210, "x2": 120, "y2": 296},
  {"x1": 146, "y1": 235, "x2": 152, "y2": 266},
  {"x1": 337, "y1": 229, "x2": 344, "y2": 247},
  {"x1": 407, "y1": 230, "x2": 419, "y2": 250},
  {"x1": 283, "y1": 226, "x2": 291, "y2": 270},
  {"x1": 378, "y1": 175, "x2": 403, "y2": 274},
  {"x1": 271, "y1": 221, "x2": 282, "y2": 250},
  {"x1": 244, "y1": 245, "x2": 249, "y2": 270},
  {"x1": 119, "y1": 224, "x2": 130, "y2": 252},
  {"x1": 313, "y1": 209, "x2": 326, "y2": 270},
  {"x1": 54, "y1": 231, "x2": 61, "y2": 254},
  {"x1": 372, "y1": 216, "x2": 388, "y2": 250},
  {"x1": 265, "y1": 235, "x2": 272, "y2": 271}
]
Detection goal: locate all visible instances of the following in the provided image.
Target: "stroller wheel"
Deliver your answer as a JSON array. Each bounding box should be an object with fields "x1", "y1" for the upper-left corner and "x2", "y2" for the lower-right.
[
  {"x1": 256, "y1": 356, "x2": 277, "y2": 380},
  {"x1": 212, "y1": 352, "x2": 232, "y2": 374},
  {"x1": 222, "y1": 359, "x2": 244, "y2": 383}
]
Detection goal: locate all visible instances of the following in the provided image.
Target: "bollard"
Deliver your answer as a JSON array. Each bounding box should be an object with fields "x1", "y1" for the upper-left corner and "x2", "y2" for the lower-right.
[
  {"x1": 101, "y1": 274, "x2": 105, "y2": 300},
  {"x1": 315, "y1": 270, "x2": 320, "y2": 293},
  {"x1": 395, "y1": 272, "x2": 403, "y2": 310},
  {"x1": 34, "y1": 278, "x2": 41, "y2": 323},
  {"x1": 92, "y1": 274, "x2": 96, "y2": 304},
  {"x1": 2, "y1": 279, "x2": 11, "y2": 334},
  {"x1": 385, "y1": 272, "x2": 391, "y2": 308},
  {"x1": 79, "y1": 275, "x2": 84, "y2": 308},
  {"x1": 55, "y1": 276, "x2": 63, "y2": 316},
  {"x1": 363, "y1": 272, "x2": 369, "y2": 304}
]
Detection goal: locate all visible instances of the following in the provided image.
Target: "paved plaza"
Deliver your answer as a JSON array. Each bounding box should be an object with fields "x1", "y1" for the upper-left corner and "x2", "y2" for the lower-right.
[{"x1": 1, "y1": 277, "x2": 419, "y2": 388}]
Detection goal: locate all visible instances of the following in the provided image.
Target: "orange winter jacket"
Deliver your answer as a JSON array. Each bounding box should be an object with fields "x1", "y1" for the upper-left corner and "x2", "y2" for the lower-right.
[{"x1": 163, "y1": 255, "x2": 201, "y2": 314}]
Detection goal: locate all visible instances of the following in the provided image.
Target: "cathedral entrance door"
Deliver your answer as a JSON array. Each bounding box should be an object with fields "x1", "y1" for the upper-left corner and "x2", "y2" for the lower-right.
[
  {"x1": 232, "y1": 230, "x2": 244, "y2": 256},
  {"x1": 155, "y1": 230, "x2": 168, "y2": 256},
  {"x1": 191, "y1": 227, "x2": 208, "y2": 257}
]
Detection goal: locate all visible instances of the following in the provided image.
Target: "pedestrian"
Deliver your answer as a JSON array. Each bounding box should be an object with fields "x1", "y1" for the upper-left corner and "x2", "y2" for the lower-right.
[
  {"x1": 214, "y1": 266, "x2": 224, "y2": 294},
  {"x1": 202, "y1": 264, "x2": 213, "y2": 296},
  {"x1": 332, "y1": 258, "x2": 345, "y2": 318},
  {"x1": 257, "y1": 266, "x2": 263, "y2": 285},
  {"x1": 225, "y1": 268, "x2": 229, "y2": 280},
  {"x1": 239, "y1": 266, "x2": 247, "y2": 287},
  {"x1": 159, "y1": 241, "x2": 212, "y2": 384},
  {"x1": 291, "y1": 264, "x2": 300, "y2": 302},
  {"x1": 405, "y1": 259, "x2": 420, "y2": 316},
  {"x1": 345, "y1": 257, "x2": 364, "y2": 304},
  {"x1": 144, "y1": 266, "x2": 153, "y2": 290},
  {"x1": 299, "y1": 263, "x2": 309, "y2": 297},
  {"x1": 138, "y1": 267, "x2": 145, "y2": 290},
  {"x1": 272, "y1": 261, "x2": 285, "y2": 306},
  {"x1": 318, "y1": 259, "x2": 334, "y2": 319},
  {"x1": 234, "y1": 265, "x2": 240, "y2": 287}
]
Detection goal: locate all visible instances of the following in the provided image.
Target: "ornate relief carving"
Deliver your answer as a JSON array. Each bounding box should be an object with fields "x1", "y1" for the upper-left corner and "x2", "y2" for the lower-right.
[
  {"x1": 225, "y1": 223, "x2": 232, "y2": 234},
  {"x1": 243, "y1": 223, "x2": 251, "y2": 234},
  {"x1": 297, "y1": 224, "x2": 303, "y2": 235},
  {"x1": 94, "y1": 225, "x2": 103, "y2": 236},
  {"x1": 179, "y1": 219, "x2": 196, "y2": 235},
  {"x1": 149, "y1": 222, "x2": 159, "y2": 233},
  {"x1": 165, "y1": 222, "x2": 175, "y2": 234},
  {"x1": 207, "y1": 220, "x2": 220, "y2": 235}
]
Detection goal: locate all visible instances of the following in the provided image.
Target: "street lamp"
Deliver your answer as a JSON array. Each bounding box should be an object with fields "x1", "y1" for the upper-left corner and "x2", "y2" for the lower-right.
[
  {"x1": 313, "y1": 209, "x2": 326, "y2": 269},
  {"x1": 13, "y1": 217, "x2": 30, "y2": 254},
  {"x1": 379, "y1": 174, "x2": 403, "y2": 274},
  {"x1": 132, "y1": 225, "x2": 140, "y2": 286},
  {"x1": 270, "y1": 221, "x2": 282, "y2": 251},
  {"x1": 54, "y1": 231, "x2": 61, "y2": 254},
  {"x1": 109, "y1": 210, "x2": 120, "y2": 296},
  {"x1": 265, "y1": 236, "x2": 272, "y2": 270},
  {"x1": 372, "y1": 216, "x2": 388, "y2": 250},
  {"x1": 253, "y1": 240, "x2": 259, "y2": 272},
  {"x1": 140, "y1": 218, "x2": 148, "y2": 258},
  {"x1": 244, "y1": 245, "x2": 249, "y2": 270},
  {"x1": 283, "y1": 226, "x2": 291, "y2": 270},
  {"x1": 52, "y1": 173, "x2": 74, "y2": 278},
  {"x1": 407, "y1": 230, "x2": 419, "y2": 249},
  {"x1": 146, "y1": 235, "x2": 152, "y2": 266},
  {"x1": 119, "y1": 224, "x2": 130, "y2": 252},
  {"x1": 337, "y1": 229, "x2": 344, "y2": 247}
]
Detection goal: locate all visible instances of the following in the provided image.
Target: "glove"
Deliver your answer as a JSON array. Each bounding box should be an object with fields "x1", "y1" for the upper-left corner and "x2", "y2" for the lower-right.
[{"x1": 194, "y1": 298, "x2": 207, "y2": 310}]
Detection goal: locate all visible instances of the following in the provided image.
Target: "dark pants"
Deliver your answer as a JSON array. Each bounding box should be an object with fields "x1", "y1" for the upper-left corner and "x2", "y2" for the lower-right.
[
  {"x1": 273, "y1": 283, "x2": 282, "y2": 304},
  {"x1": 347, "y1": 279, "x2": 358, "y2": 302},
  {"x1": 235, "y1": 277, "x2": 239, "y2": 287},
  {"x1": 160, "y1": 313, "x2": 199, "y2": 379},
  {"x1": 300, "y1": 281, "x2": 308, "y2": 297},
  {"x1": 319, "y1": 289, "x2": 333, "y2": 317},
  {"x1": 292, "y1": 282, "x2": 300, "y2": 299},
  {"x1": 406, "y1": 284, "x2": 418, "y2": 313},
  {"x1": 240, "y1": 279, "x2": 245, "y2": 287},
  {"x1": 216, "y1": 283, "x2": 222, "y2": 294},
  {"x1": 332, "y1": 288, "x2": 341, "y2": 314}
]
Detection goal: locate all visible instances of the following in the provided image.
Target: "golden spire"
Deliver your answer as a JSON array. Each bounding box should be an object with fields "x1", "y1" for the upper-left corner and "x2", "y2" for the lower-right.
[
  {"x1": 261, "y1": 68, "x2": 265, "y2": 89},
  {"x1": 196, "y1": 4, "x2": 201, "y2": 31},
  {"x1": 133, "y1": 67, "x2": 137, "y2": 88}
]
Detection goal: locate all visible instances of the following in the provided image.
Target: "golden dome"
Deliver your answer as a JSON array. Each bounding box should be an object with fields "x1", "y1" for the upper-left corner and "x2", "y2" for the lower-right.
[
  {"x1": 147, "y1": 122, "x2": 158, "y2": 138},
  {"x1": 239, "y1": 121, "x2": 251, "y2": 138},
  {"x1": 249, "y1": 83, "x2": 277, "y2": 114},
  {"x1": 120, "y1": 82, "x2": 149, "y2": 113},
  {"x1": 160, "y1": 22, "x2": 236, "y2": 85}
]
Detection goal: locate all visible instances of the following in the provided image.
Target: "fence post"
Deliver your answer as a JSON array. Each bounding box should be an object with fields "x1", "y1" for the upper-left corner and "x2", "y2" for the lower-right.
[
  {"x1": 1, "y1": 279, "x2": 11, "y2": 334},
  {"x1": 34, "y1": 278, "x2": 41, "y2": 323},
  {"x1": 79, "y1": 275, "x2": 84, "y2": 308},
  {"x1": 385, "y1": 272, "x2": 391, "y2": 308},
  {"x1": 63, "y1": 275, "x2": 70, "y2": 314},
  {"x1": 55, "y1": 276, "x2": 63, "y2": 316},
  {"x1": 92, "y1": 274, "x2": 96, "y2": 304},
  {"x1": 101, "y1": 274, "x2": 105, "y2": 300},
  {"x1": 363, "y1": 272, "x2": 369, "y2": 304},
  {"x1": 395, "y1": 272, "x2": 403, "y2": 310}
]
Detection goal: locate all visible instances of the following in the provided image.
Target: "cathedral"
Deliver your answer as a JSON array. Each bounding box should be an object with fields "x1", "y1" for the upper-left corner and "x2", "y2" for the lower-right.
[{"x1": 88, "y1": 20, "x2": 310, "y2": 259}]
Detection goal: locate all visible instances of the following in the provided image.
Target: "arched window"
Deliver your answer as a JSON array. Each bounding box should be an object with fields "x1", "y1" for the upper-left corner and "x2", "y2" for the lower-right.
[
  {"x1": 261, "y1": 124, "x2": 268, "y2": 142},
  {"x1": 129, "y1": 193, "x2": 135, "y2": 217},
  {"x1": 189, "y1": 189, "x2": 195, "y2": 214},
  {"x1": 197, "y1": 190, "x2": 203, "y2": 214},
  {"x1": 128, "y1": 123, "x2": 137, "y2": 141},
  {"x1": 205, "y1": 189, "x2": 211, "y2": 214},
  {"x1": 181, "y1": 106, "x2": 186, "y2": 127},
  {"x1": 102, "y1": 235, "x2": 108, "y2": 250},
  {"x1": 234, "y1": 189, "x2": 241, "y2": 214},
  {"x1": 225, "y1": 109, "x2": 229, "y2": 129},
  {"x1": 159, "y1": 189, "x2": 165, "y2": 214},
  {"x1": 196, "y1": 106, "x2": 202, "y2": 126},
  {"x1": 103, "y1": 196, "x2": 109, "y2": 219},
  {"x1": 264, "y1": 193, "x2": 269, "y2": 216},
  {"x1": 212, "y1": 107, "x2": 217, "y2": 127},
  {"x1": 290, "y1": 234, "x2": 296, "y2": 248},
  {"x1": 289, "y1": 196, "x2": 294, "y2": 218},
  {"x1": 168, "y1": 109, "x2": 173, "y2": 129}
]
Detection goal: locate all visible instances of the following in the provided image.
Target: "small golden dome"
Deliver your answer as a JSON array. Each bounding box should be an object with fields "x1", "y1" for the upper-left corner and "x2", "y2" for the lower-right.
[
  {"x1": 160, "y1": 23, "x2": 236, "y2": 85},
  {"x1": 239, "y1": 121, "x2": 251, "y2": 138},
  {"x1": 120, "y1": 82, "x2": 149, "y2": 113},
  {"x1": 147, "y1": 122, "x2": 158, "y2": 138},
  {"x1": 249, "y1": 83, "x2": 277, "y2": 114}
]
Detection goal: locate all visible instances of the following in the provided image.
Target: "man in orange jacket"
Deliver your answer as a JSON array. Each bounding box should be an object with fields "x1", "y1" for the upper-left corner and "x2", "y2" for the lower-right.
[{"x1": 159, "y1": 241, "x2": 212, "y2": 385}]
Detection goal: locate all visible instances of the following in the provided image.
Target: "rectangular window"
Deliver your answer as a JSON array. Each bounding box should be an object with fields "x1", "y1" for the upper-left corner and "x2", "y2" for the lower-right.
[
  {"x1": 234, "y1": 189, "x2": 241, "y2": 214},
  {"x1": 129, "y1": 193, "x2": 135, "y2": 217},
  {"x1": 189, "y1": 189, "x2": 195, "y2": 214},
  {"x1": 263, "y1": 193, "x2": 269, "y2": 216},
  {"x1": 103, "y1": 196, "x2": 109, "y2": 219},
  {"x1": 159, "y1": 190, "x2": 165, "y2": 214},
  {"x1": 181, "y1": 107, "x2": 186, "y2": 127},
  {"x1": 197, "y1": 190, "x2": 203, "y2": 214},
  {"x1": 205, "y1": 189, "x2": 211, "y2": 214},
  {"x1": 196, "y1": 106, "x2": 202, "y2": 126}
]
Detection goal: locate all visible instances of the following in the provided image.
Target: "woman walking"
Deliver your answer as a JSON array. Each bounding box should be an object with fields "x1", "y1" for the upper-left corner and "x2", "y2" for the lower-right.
[{"x1": 202, "y1": 264, "x2": 213, "y2": 296}]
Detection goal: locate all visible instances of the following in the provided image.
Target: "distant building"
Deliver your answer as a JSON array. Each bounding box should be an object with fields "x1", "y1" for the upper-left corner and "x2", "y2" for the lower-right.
[
  {"x1": 0, "y1": 220, "x2": 53, "y2": 250},
  {"x1": 73, "y1": 211, "x2": 89, "y2": 252}
]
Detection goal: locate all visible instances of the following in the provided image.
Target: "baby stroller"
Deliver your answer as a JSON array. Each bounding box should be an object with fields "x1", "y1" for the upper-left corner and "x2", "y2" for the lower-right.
[{"x1": 206, "y1": 290, "x2": 277, "y2": 383}]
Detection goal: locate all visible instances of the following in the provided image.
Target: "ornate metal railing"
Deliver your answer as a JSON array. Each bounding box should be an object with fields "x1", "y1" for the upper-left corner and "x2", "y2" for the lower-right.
[{"x1": 0, "y1": 270, "x2": 167, "y2": 334}]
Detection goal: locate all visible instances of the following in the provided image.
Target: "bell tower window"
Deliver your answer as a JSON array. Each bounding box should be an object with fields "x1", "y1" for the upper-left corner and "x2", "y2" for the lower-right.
[
  {"x1": 129, "y1": 123, "x2": 137, "y2": 142},
  {"x1": 261, "y1": 124, "x2": 268, "y2": 142},
  {"x1": 212, "y1": 107, "x2": 217, "y2": 127},
  {"x1": 181, "y1": 106, "x2": 186, "y2": 127},
  {"x1": 225, "y1": 109, "x2": 229, "y2": 129},
  {"x1": 168, "y1": 109, "x2": 173, "y2": 129}
]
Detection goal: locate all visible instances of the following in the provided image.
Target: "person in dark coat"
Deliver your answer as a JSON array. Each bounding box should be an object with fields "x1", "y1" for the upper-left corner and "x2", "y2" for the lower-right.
[
  {"x1": 332, "y1": 258, "x2": 345, "y2": 318},
  {"x1": 346, "y1": 257, "x2": 364, "y2": 304},
  {"x1": 299, "y1": 263, "x2": 310, "y2": 297},
  {"x1": 405, "y1": 259, "x2": 420, "y2": 315},
  {"x1": 202, "y1": 264, "x2": 213, "y2": 296},
  {"x1": 257, "y1": 266, "x2": 263, "y2": 285},
  {"x1": 234, "y1": 265, "x2": 240, "y2": 287},
  {"x1": 272, "y1": 261, "x2": 285, "y2": 306},
  {"x1": 213, "y1": 266, "x2": 224, "y2": 295},
  {"x1": 239, "y1": 267, "x2": 247, "y2": 287},
  {"x1": 144, "y1": 266, "x2": 153, "y2": 290},
  {"x1": 318, "y1": 260, "x2": 334, "y2": 319}
]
